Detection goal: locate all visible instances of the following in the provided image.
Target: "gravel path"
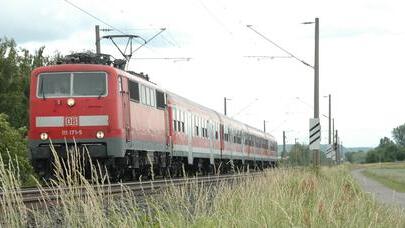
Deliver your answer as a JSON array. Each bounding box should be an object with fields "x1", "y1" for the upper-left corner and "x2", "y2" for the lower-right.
[{"x1": 351, "y1": 169, "x2": 405, "y2": 209}]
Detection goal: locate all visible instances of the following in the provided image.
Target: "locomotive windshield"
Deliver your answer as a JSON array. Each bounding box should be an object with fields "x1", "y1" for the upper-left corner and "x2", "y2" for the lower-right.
[{"x1": 37, "y1": 72, "x2": 107, "y2": 98}]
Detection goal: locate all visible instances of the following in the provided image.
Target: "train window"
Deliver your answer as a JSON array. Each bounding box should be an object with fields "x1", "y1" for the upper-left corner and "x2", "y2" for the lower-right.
[
  {"x1": 195, "y1": 126, "x2": 199, "y2": 136},
  {"x1": 145, "y1": 87, "x2": 149, "y2": 105},
  {"x1": 152, "y1": 89, "x2": 156, "y2": 107},
  {"x1": 174, "y1": 120, "x2": 177, "y2": 131},
  {"x1": 156, "y1": 91, "x2": 166, "y2": 109},
  {"x1": 145, "y1": 87, "x2": 151, "y2": 106},
  {"x1": 129, "y1": 80, "x2": 139, "y2": 101},
  {"x1": 73, "y1": 72, "x2": 107, "y2": 96},
  {"x1": 118, "y1": 76, "x2": 123, "y2": 93},
  {"x1": 181, "y1": 122, "x2": 185, "y2": 133},
  {"x1": 149, "y1": 89, "x2": 155, "y2": 107},
  {"x1": 140, "y1": 85, "x2": 146, "y2": 104},
  {"x1": 37, "y1": 72, "x2": 108, "y2": 98},
  {"x1": 37, "y1": 73, "x2": 71, "y2": 98}
]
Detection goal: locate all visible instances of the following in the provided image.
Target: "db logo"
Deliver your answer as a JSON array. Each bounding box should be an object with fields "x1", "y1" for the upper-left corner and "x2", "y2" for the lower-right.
[{"x1": 65, "y1": 116, "x2": 78, "y2": 126}]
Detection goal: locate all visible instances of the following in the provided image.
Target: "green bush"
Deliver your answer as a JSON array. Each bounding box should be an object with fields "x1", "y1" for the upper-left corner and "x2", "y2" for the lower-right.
[{"x1": 0, "y1": 113, "x2": 34, "y2": 184}]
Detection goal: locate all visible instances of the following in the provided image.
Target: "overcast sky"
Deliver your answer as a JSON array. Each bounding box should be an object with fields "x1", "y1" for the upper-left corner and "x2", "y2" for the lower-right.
[{"x1": 1, "y1": 0, "x2": 404, "y2": 147}]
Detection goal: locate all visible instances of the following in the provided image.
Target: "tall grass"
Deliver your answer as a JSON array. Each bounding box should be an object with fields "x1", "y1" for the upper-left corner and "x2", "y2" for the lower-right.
[
  {"x1": 1, "y1": 146, "x2": 405, "y2": 227},
  {"x1": 363, "y1": 167, "x2": 405, "y2": 192}
]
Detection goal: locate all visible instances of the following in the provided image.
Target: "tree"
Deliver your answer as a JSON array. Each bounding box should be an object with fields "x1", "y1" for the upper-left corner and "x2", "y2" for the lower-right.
[
  {"x1": 287, "y1": 143, "x2": 312, "y2": 166},
  {"x1": 0, "y1": 113, "x2": 34, "y2": 183},
  {"x1": 0, "y1": 37, "x2": 51, "y2": 129},
  {"x1": 392, "y1": 123, "x2": 405, "y2": 147},
  {"x1": 365, "y1": 137, "x2": 405, "y2": 163},
  {"x1": 346, "y1": 150, "x2": 366, "y2": 163}
]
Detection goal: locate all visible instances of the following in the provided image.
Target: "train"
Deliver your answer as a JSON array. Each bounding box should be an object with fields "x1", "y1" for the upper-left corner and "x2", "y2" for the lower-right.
[{"x1": 28, "y1": 53, "x2": 278, "y2": 180}]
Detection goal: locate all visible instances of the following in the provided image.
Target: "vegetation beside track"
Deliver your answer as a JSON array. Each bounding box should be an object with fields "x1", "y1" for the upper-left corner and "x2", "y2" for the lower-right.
[
  {"x1": 1, "y1": 149, "x2": 404, "y2": 228},
  {"x1": 358, "y1": 162, "x2": 405, "y2": 192}
]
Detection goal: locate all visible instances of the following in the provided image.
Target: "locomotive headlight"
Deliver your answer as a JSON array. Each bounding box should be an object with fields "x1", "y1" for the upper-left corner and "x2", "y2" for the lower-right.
[
  {"x1": 40, "y1": 132, "x2": 48, "y2": 141},
  {"x1": 96, "y1": 131, "x2": 105, "y2": 139},
  {"x1": 67, "y1": 98, "x2": 75, "y2": 107}
]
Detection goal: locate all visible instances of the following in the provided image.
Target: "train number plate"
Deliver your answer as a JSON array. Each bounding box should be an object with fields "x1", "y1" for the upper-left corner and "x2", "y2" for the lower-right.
[{"x1": 65, "y1": 116, "x2": 79, "y2": 126}]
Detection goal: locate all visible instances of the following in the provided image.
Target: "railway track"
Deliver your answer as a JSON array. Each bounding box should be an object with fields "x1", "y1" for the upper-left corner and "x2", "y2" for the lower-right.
[{"x1": 0, "y1": 172, "x2": 264, "y2": 207}]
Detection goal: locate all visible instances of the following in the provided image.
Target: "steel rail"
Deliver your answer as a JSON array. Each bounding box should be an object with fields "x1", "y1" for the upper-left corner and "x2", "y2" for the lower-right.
[{"x1": 0, "y1": 172, "x2": 264, "y2": 206}]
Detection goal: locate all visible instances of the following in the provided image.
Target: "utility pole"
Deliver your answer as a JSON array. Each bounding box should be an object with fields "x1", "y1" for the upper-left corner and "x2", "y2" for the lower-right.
[
  {"x1": 224, "y1": 97, "x2": 232, "y2": 116},
  {"x1": 335, "y1": 130, "x2": 339, "y2": 164},
  {"x1": 332, "y1": 118, "x2": 335, "y2": 144},
  {"x1": 95, "y1": 25, "x2": 101, "y2": 55},
  {"x1": 224, "y1": 97, "x2": 227, "y2": 116},
  {"x1": 313, "y1": 17, "x2": 320, "y2": 167},
  {"x1": 263, "y1": 120, "x2": 266, "y2": 133},
  {"x1": 328, "y1": 94, "x2": 331, "y2": 144},
  {"x1": 282, "y1": 131, "x2": 286, "y2": 158}
]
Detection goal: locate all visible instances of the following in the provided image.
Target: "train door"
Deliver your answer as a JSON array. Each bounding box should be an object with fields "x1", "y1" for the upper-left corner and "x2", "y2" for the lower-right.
[
  {"x1": 208, "y1": 120, "x2": 214, "y2": 164},
  {"x1": 187, "y1": 111, "x2": 193, "y2": 164},
  {"x1": 220, "y1": 124, "x2": 224, "y2": 159},
  {"x1": 241, "y1": 131, "x2": 245, "y2": 164},
  {"x1": 119, "y1": 76, "x2": 131, "y2": 142}
]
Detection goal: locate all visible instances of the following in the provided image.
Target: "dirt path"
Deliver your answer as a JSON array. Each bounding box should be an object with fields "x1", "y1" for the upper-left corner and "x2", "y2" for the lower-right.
[{"x1": 351, "y1": 169, "x2": 405, "y2": 209}]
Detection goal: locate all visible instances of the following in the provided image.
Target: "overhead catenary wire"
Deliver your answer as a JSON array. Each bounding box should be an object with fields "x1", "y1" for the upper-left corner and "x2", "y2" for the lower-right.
[
  {"x1": 246, "y1": 25, "x2": 313, "y2": 68},
  {"x1": 231, "y1": 98, "x2": 259, "y2": 118},
  {"x1": 244, "y1": 55, "x2": 293, "y2": 60},
  {"x1": 131, "y1": 57, "x2": 192, "y2": 62},
  {"x1": 64, "y1": 0, "x2": 127, "y2": 35},
  {"x1": 295, "y1": 97, "x2": 329, "y2": 119},
  {"x1": 130, "y1": 28, "x2": 167, "y2": 55},
  {"x1": 197, "y1": 0, "x2": 233, "y2": 35},
  {"x1": 64, "y1": 0, "x2": 145, "y2": 46}
]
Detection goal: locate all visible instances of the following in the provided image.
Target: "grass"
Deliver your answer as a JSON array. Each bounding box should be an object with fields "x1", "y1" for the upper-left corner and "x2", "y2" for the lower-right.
[
  {"x1": 1, "y1": 147, "x2": 405, "y2": 227},
  {"x1": 361, "y1": 162, "x2": 405, "y2": 192}
]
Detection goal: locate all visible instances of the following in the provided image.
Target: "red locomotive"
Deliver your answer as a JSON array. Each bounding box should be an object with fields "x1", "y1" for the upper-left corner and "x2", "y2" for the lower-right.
[{"x1": 28, "y1": 53, "x2": 277, "y2": 179}]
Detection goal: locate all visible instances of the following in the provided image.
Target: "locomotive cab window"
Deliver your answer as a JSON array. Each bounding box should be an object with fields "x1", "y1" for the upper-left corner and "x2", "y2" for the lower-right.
[
  {"x1": 37, "y1": 73, "x2": 70, "y2": 97},
  {"x1": 37, "y1": 72, "x2": 107, "y2": 98},
  {"x1": 73, "y1": 72, "x2": 106, "y2": 96},
  {"x1": 129, "y1": 80, "x2": 139, "y2": 101}
]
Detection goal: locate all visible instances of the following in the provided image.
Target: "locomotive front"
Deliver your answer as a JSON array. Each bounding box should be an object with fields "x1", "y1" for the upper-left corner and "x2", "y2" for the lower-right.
[{"x1": 28, "y1": 64, "x2": 125, "y2": 177}]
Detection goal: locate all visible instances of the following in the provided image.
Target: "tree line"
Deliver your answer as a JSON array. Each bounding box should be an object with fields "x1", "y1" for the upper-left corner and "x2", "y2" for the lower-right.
[
  {"x1": 346, "y1": 123, "x2": 405, "y2": 163},
  {"x1": 0, "y1": 38, "x2": 58, "y2": 184}
]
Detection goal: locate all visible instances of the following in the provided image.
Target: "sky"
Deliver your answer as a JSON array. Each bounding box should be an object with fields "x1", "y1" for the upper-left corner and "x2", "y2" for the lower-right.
[{"x1": 1, "y1": 0, "x2": 404, "y2": 148}]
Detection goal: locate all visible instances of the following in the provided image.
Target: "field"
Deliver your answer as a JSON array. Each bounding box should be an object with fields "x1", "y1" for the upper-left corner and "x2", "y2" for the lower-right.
[
  {"x1": 361, "y1": 162, "x2": 405, "y2": 192},
  {"x1": 1, "y1": 153, "x2": 405, "y2": 227}
]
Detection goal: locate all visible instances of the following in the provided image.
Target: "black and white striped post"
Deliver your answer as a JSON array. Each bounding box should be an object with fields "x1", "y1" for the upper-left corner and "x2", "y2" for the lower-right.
[{"x1": 309, "y1": 118, "x2": 321, "y2": 166}]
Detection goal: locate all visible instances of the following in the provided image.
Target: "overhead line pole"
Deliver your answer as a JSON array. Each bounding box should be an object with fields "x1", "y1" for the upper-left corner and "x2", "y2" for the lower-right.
[
  {"x1": 263, "y1": 120, "x2": 266, "y2": 133},
  {"x1": 224, "y1": 97, "x2": 227, "y2": 116},
  {"x1": 335, "y1": 130, "x2": 339, "y2": 164},
  {"x1": 95, "y1": 25, "x2": 101, "y2": 54},
  {"x1": 328, "y1": 94, "x2": 331, "y2": 145},
  {"x1": 314, "y1": 18, "x2": 320, "y2": 167},
  {"x1": 283, "y1": 131, "x2": 286, "y2": 158}
]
